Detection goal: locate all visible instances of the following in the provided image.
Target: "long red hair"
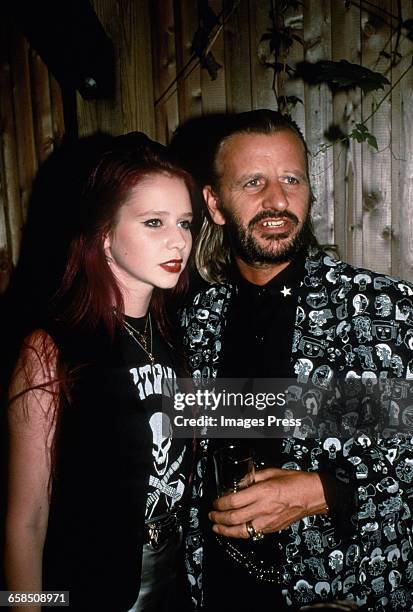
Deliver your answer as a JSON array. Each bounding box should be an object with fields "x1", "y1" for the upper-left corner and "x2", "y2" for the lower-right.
[
  {"x1": 55, "y1": 131, "x2": 199, "y2": 341},
  {"x1": 9, "y1": 133, "x2": 199, "y2": 478}
]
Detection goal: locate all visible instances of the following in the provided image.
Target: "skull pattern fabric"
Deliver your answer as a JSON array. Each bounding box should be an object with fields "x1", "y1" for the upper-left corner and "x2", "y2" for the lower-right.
[{"x1": 181, "y1": 248, "x2": 413, "y2": 610}]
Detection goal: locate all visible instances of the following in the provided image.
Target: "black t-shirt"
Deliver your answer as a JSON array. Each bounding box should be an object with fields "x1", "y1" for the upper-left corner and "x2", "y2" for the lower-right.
[
  {"x1": 42, "y1": 318, "x2": 190, "y2": 610},
  {"x1": 121, "y1": 315, "x2": 189, "y2": 520}
]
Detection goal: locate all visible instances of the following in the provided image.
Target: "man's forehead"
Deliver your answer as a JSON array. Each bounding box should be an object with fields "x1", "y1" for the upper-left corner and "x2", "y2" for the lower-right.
[{"x1": 217, "y1": 130, "x2": 306, "y2": 170}]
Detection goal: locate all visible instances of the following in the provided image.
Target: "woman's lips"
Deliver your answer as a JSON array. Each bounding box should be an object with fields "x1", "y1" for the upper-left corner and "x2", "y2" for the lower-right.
[{"x1": 159, "y1": 259, "x2": 183, "y2": 273}]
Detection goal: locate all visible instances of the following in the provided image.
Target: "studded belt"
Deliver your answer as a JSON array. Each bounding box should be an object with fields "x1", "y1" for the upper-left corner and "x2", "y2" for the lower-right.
[{"x1": 144, "y1": 506, "x2": 183, "y2": 549}]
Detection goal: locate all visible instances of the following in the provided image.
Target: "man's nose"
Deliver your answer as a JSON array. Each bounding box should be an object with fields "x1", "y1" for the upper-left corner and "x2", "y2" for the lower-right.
[{"x1": 262, "y1": 182, "x2": 288, "y2": 211}]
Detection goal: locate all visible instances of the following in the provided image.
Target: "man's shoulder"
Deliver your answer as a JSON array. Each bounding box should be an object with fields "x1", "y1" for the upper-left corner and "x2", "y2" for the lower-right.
[
  {"x1": 183, "y1": 281, "x2": 234, "y2": 310},
  {"x1": 314, "y1": 249, "x2": 413, "y2": 298},
  {"x1": 342, "y1": 264, "x2": 413, "y2": 299}
]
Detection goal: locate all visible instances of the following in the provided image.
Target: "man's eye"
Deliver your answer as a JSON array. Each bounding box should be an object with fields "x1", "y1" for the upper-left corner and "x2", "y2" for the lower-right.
[
  {"x1": 144, "y1": 219, "x2": 162, "y2": 227},
  {"x1": 179, "y1": 220, "x2": 193, "y2": 230},
  {"x1": 245, "y1": 178, "x2": 260, "y2": 187},
  {"x1": 283, "y1": 176, "x2": 299, "y2": 185}
]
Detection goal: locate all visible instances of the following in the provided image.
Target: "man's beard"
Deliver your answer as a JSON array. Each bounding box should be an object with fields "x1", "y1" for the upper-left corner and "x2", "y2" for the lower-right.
[{"x1": 222, "y1": 208, "x2": 314, "y2": 266}]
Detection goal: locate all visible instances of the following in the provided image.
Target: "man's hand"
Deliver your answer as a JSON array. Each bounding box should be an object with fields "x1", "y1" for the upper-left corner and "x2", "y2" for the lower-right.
[{"x1": 208, "y1": 468, "x2": 327, "y2": 538}]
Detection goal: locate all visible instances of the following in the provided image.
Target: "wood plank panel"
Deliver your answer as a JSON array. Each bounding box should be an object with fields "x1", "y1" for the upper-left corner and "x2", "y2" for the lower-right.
[
  {"x1": 0, "y1": 129, "x2": 10, "y2": 295},
  {"x1": 0, "y1": 26, "x2": 14, "y2": 291},
  {"x1": 77, "y1": 0, "x2": 157, "y2": 138},
  {"x1": 76, "y1": 0, "x2": 122, "y2": 137},
  {"x1": 394, "y1": 0, "x2": 413, "y2": 281},
  {"x1": 389, "y1": 0, "x2": 402, "y2": 278},
  {"x1": 0, "y1": 18, "x2": 21, "y2": 272},
  {"x1": 119, "y1": 0, "x2": 155, "y2": 136},
  {"x1": 303, "y1": 0, "x2": 335, "y2": 248},
  {"x1": 9, "y1": 23, "x2": 37, "y2": 222},
  {"x1": 30, "y1": 49, "x2": 54, "y2": 164},
  {"x1": 174, "y1": 0, "x2": 202, "y2": 125},
  {"x1": 249, "y1": 0, "x2": 278, "y2": 110},
  {"x1": 223, "y1": 0, "x2": 252, "y2": 112},
  {"x1": 1, "y1": 41, "x2": 23, "y2": 269},
  {"x1": 331, "y1": 1, "x2": 363, "y2": 267},
  {"x1": 360, "y1": 0, "x2": 392, "y2": 275},
  {"x1": 284, "y1": 3, "x2": 305, "y2": 132},
  {"x1": 200, "y1": 0, "x2": 227, "y2": 114},
  {"x1": 151, "y1": 0, "x2": 179, "y2": 144},
  {"x1": 49, "y1": 73, "x2": 65, "y2": 148}
]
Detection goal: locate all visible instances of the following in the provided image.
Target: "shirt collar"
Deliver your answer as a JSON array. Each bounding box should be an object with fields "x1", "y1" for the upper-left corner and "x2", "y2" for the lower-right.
[{"x1": 232, "y1": 249, "x2": 307, "y2": 297}]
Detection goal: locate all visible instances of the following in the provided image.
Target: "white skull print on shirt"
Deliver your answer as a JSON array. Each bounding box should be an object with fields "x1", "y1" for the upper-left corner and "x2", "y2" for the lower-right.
[{"x1": 129, "y1": 359, "x2": 187, "y2": 520}]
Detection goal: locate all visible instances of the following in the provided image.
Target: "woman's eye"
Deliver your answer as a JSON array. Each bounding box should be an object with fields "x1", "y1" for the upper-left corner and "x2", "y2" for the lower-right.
[
  {"x1": 245, "y1": 178, "x2": 260, "y2": 188},
  {"x1": 179, "y1": 220, "x2": 193, "y2": 230},
  {"x1": 144, "y1": 219, "x2": 162, "y2": 227}
]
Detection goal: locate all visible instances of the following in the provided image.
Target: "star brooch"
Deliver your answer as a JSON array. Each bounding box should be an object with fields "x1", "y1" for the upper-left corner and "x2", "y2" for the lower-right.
[{"x1": 280, "y1": 286, "x2": 292, "y2": 297}]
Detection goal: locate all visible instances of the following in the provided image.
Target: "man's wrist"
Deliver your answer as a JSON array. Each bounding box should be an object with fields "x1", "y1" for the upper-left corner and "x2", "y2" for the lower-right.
[{"x1": 303, "y1": 472, "x2": 329, "y2": 516}]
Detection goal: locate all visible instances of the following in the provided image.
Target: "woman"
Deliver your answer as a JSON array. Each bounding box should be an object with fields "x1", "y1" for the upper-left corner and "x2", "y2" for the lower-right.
[{"x1": 5, "y1": 133, "x2": 197, "y2": 611}]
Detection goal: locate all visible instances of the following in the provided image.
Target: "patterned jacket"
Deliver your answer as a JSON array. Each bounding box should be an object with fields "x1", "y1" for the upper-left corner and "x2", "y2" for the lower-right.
[{"x1": 181, "y1": 248, "x2": 413, "y2": 611}]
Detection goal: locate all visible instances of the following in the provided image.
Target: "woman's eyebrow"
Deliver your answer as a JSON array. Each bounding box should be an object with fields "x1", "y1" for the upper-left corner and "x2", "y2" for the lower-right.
[
  {"x1": 136, "y1": 210, "x2": 193, "y2": 217},
  {"x1": 135, "y1": 209, "x2": 169, "y2": 216}
]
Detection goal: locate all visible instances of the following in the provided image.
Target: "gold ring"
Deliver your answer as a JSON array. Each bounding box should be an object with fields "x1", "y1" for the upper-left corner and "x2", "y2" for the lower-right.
[{"x1": 246, "y1": 520, "x2": 264, "y2": 541}]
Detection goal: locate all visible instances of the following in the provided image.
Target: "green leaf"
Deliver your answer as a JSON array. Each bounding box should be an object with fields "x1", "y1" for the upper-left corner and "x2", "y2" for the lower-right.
[
  {"x1": 295, "y1": 59, "x2": 390, "y2": 94},
  {"x1": 366, "y1": 134, "x2": 378, "y2": 150},
  {"x1": 199, "y1": 52, "x2": 222, "y2": 81},
  {"x1": 402, "y1": 19, "x2": 413, "y2": 41},
  {"x1": 349, "y1": 123, "x2": 378, "y2": 149},
  {"x1": 324, "y1": 124, "x2": 348, "y2": 144},
  {"x1": 291, "y1": 34, "x2": 304, "y2": 46},
  {"x1": 285, "y1": 0, "x2": 303, "y2": 10},
  {"x1": 265, "y1": 62, "x2": 294, "y2": 75},
  {"x1": 269, "y1": 36, "x2": 282, "y2": 54},
  {"x1": 286, "y1": 95, "x2": 303, "y2": 106}
]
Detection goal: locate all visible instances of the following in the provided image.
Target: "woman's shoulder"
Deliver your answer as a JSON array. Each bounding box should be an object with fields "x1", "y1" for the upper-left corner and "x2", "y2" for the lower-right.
[
  {"x1": 42, "y1": 318, "x2": 116, "y2": 364},
  {"x1": 14, "y1": 328, "x2": 59, "y2": 385},
  {"x1": 22, "y1": 327, "x2": 58, "y2": 351}
]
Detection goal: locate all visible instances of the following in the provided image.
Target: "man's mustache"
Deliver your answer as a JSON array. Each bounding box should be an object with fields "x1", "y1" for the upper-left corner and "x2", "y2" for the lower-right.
[{"x1": 248, "y1": 210, "x2": 299, "y2": 230}]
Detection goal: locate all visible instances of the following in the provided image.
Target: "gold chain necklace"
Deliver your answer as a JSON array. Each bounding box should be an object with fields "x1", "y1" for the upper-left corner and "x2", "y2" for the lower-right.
[
  {"x1": 123, "y1": 313, "x2": 155, "y2": 365},
  {"x1": 123, "y1": 313, "x2": 149, "y2": 348}
]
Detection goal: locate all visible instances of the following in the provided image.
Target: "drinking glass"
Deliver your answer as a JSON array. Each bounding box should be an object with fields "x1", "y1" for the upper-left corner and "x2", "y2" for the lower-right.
[{"x1": 213, "y1": 444, "x2": 255, "y2": 497}]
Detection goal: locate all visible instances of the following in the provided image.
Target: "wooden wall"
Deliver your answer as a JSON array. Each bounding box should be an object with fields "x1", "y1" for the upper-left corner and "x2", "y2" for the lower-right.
[
  {"x1": 76, "y1": 0, "x2": 155, "y2": 138},
  {"x1": 0, "y1": 12, "x2": 64, "y2": 293},
  {"x1": 1, "y1": 0, "x2": 413, "y2": 293},
  {"x1": 149, "y1": 0, "x2": 413, "y2": 281}
]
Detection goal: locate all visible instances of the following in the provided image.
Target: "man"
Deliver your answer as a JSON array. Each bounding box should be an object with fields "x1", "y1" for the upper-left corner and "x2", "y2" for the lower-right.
[{"x1": 178, "y1": 110, "x2": 413, "y2": 611}]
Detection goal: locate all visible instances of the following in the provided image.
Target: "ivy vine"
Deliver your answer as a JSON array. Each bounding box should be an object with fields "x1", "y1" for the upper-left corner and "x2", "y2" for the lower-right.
[
  {"x1": 156, "y1": 0, "x2": 413, "y2": 153},
  {"x1": 259, "y1": 0, "x2": 413, "y2": 151}
]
